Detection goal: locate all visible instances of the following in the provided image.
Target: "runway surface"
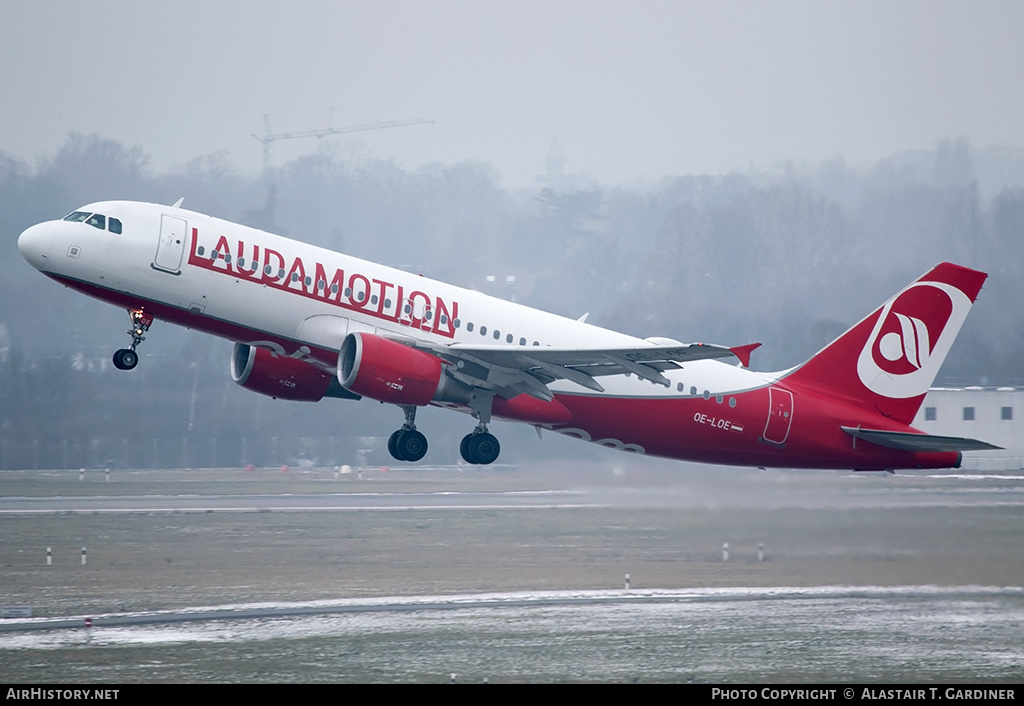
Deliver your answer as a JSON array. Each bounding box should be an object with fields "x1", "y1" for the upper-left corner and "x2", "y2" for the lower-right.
[
  {"x1": 2, "y1": 464, "x2": 1022, "y2": 682},
  {"x1": 2, "y1": 586, "x2": 1022, "y2": 683},
  {"x1": 2, "y1": 467, "x2": 1023, "y2": 514}
]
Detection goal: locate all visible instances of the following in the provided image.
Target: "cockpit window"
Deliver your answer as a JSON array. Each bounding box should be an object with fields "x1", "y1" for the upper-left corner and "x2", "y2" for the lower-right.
[{"x1": 63, "y1": 211, "x2": 121, "y2": 233}]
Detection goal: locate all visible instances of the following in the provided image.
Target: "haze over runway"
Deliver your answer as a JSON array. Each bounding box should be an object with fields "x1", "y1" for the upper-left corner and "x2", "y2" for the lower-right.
[{"x1": 3, "y1": 464, "x2": 1023, "y2": 514}]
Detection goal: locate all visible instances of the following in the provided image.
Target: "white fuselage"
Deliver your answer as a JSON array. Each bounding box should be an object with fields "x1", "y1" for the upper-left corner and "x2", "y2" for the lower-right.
[{"x1": 21, "y1": 200, "x2": 771, "y2": 398}]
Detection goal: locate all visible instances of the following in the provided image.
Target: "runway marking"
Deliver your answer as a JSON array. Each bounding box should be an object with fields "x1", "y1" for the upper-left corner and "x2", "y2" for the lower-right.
[
  {"x1": 0, "y1": 503, "x2": 605, "y2": 515},
  {"x1": 2, "y1": 585, "x2": 1020, "y2": 633}
]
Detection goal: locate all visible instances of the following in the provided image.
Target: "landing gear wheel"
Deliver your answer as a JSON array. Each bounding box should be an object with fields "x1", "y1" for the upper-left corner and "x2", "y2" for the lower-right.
[
  {"x1": 461, "y1": 432, "x2": 500, "y2": 465},
  {"x1": 388, "y1": 430, "x2": 405, "y2": 461},
  {"x1": 388, "y1": 429, "x2": 428, "y2": 462},
  {"x1": 112, "y1": 348, "x2": 138, "y2": 370},
  {"x1": 397, "y1": 430, "x2": 428, "y2": 462}
]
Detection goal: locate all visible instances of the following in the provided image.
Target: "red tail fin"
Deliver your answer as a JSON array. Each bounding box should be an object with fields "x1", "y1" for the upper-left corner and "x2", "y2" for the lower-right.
[{"x1": 783, "y1": 263, "x2": 987, "y2": 424}]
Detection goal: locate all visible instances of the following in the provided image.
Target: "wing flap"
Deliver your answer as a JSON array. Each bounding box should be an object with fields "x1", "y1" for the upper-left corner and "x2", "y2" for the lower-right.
[
  {"x1": 431, "y1": 341, "x2": 750, "y2": 373},
  {"x1": 841, "y1": 426, "x2": 1002, "y2": 452}
]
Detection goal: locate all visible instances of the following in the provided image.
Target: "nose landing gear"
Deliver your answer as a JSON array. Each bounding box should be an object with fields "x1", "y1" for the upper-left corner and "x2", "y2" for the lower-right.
[{"x1": 112, "y1": 309, "x2": 153, "y2": 371}]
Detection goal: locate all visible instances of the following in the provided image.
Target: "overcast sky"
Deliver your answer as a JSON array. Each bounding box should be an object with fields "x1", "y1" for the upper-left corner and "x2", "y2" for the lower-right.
[{"x1": 3, "y1": 0, "x2": 1024, "y2": 187}]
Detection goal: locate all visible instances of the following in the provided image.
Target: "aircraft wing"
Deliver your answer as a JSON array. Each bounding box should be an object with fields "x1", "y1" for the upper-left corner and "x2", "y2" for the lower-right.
[
  {"x1": 841, "y1": 427, "x2": 1002, "y2": 452},
  {"x1": 385, "y1": 334, "x2": 760, "y2": 401}
]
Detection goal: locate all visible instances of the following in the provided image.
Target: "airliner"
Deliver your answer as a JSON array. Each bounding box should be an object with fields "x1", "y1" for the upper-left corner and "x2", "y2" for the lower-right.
[{"x1": 17, "y1": 200, "x2": 998, "y2": 469}]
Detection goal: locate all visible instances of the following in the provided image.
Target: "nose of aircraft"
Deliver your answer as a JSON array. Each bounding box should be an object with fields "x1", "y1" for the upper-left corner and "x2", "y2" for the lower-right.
[{"x1": 17, "y1": 221, "x2": 54, "y2": 270}]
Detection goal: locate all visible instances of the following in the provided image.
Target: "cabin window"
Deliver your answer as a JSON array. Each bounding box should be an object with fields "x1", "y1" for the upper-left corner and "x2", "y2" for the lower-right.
[
  {"x1": 519, "y1": 337, "x2": 526, "y2": 345},
  {"x1": 924, "y1": 407, "x2": 937, "y2": 421},
  {"x1": 506, "y1": 334, "x2": 513, "y2": 343},
  {"x1": 480, "y1": 326, "x2": 487, "y2": 336},
  {"x1": 466, "y1": 322, "x2": 474, "y2": 332},
  {"x1": 677, "y1": 383, "x2": 684, "y2": 392},
  {"x1": 729, "y1": 397, "x2": 737, "y2": 408},
  {"x1": 493, "y1": 330, "x2": 500, "y2": 340},
  {"x1": 963, "y1": 407, "x2": 975, "y2": 421},
  {"x1": 1002, "y1": 406, "x2": 1013, "y2": 421}
]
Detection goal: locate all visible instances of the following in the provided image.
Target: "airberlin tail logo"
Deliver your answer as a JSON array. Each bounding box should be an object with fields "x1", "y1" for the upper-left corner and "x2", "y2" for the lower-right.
[
  {"x1": 882, "y1": 313, "x2": 930, "y2": 370},
  {"x1": 856, "y1": 281, "x2": 971, "y2": 399}
]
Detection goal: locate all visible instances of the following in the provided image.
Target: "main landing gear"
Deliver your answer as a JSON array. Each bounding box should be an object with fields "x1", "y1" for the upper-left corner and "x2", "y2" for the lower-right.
[
  {"x1": 460, "y1": 390, "x2": 499, "y2": 465},
  {"x1": 384, "y1": 395, "x2": 502, "y2": 465},
  {"x1": 460, "y1": 428, "x2": 500, "y2": 465},
  {"x1": 112, "y1": 309, "x2": 153, "y2": 371},
  {"x1": 387, "y1": 406, "x2": 429, "y2": 462}
]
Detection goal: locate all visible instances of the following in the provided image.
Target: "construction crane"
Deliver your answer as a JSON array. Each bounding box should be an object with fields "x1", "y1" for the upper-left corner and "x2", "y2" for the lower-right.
[{"x1": 252, "y1": 114, "x2": 433, "y2": 174}]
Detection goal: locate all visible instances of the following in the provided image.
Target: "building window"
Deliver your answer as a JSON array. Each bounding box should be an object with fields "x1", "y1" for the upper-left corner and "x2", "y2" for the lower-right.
[
  {"x1": 1002, "y1": 406, "x2": 1013, "y2": 421},
  {"x1": 963, "y1": 407, "x2": 975, "y2": 421},
  {"x1": 924, "y1": 407, "x2": 937, "y2": 421}
]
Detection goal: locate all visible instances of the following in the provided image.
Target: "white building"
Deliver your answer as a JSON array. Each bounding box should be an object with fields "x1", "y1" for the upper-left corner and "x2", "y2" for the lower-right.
[{"x1": 913, "y1": 387, "x2": 1024, "y2": 470}]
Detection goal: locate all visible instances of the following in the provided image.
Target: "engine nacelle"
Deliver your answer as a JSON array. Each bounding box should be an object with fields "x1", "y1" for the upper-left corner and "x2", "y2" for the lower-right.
[
  {"x1": 339, "y1": 332, "x2": 469, "y2": 406},
  {"x1": 231, "y1": 343, "x2": 335, "y2": 402}
]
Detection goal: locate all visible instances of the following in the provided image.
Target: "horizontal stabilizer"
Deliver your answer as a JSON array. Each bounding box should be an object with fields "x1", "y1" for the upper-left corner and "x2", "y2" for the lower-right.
[{"x1": 841, "y1": 426, "x2": 1002, "y2": 452}]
